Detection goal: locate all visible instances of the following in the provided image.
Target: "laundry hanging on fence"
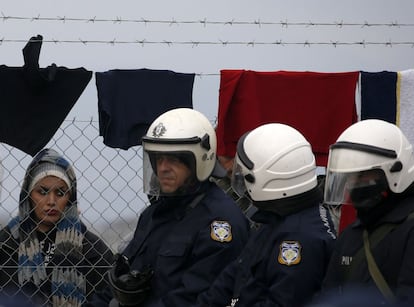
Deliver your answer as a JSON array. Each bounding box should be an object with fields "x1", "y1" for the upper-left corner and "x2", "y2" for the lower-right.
[
  {"x1": 215, "y1": 70, "x2": 359, "y2": 167},
  {"x1": 359, "y1": 71, "x2": 397, "y2": 123},
  {"x1": 96, "y1": 69, "x2": 195, "y2": 150},
  {"x1": 0, "y1": 35, "x2": 92, "y2": 156},
  {"x1": 397, "y1": 69, "x2": 414, "y2": 146}
]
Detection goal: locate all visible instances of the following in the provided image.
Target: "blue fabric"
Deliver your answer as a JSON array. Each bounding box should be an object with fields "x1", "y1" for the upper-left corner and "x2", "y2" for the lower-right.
[
  {"x1": 360, "y1": 71, "x2": 397, "y2": 123},
  {"x1": 96, "y1": 68, "x2": 195, "y2": 149}
]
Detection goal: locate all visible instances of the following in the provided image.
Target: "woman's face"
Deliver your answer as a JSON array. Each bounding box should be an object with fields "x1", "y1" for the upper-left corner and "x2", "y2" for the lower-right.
[{"x1": 29, "y1": 176, "x2": 71, "y2": 232}]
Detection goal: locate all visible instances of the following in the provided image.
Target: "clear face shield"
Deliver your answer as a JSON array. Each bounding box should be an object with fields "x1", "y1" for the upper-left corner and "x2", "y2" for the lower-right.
[
  {"x1": 231, "y1": 158, "x2": 250, "y2": 199},
  {"x1": 143, "y1": 150, "x2": 197, "y2": 197},
  {"x1": 143, "y1": 151, "x2": 160, "y2": 197},
  {"x1": 324, "y1": 168, "x2": 388, "y2": 208}
]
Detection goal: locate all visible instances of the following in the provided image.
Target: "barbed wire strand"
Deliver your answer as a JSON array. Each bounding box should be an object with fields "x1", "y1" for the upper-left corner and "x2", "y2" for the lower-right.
[
  {"x1": 1, "y1": 13, "x2": 413, "y2": 28},
  {"x1": 1, "y1": 37, "x2": 413, "y2": 47}
]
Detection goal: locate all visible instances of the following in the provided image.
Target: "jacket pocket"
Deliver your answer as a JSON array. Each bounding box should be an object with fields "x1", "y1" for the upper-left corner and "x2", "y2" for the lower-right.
[{"x1": 158, "y1": 236, "x2": 192, "y2": 257}]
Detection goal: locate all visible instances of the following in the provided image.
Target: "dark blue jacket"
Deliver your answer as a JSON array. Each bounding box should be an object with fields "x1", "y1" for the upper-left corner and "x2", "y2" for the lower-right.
[
  {"x1": 88, "y1": 181, "x2": 250, "y2": 306},
  {"x1": 197, "y1": 200, "x2": 336, "y2": 307},
  {"x1": 322, "y1": 193, "x2": 414, "y2": 304}
]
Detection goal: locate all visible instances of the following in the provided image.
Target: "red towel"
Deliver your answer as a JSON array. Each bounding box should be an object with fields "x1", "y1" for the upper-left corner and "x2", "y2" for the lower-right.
[{"x1": 216, "y1": 70, "x2": 359, "y2": 166}]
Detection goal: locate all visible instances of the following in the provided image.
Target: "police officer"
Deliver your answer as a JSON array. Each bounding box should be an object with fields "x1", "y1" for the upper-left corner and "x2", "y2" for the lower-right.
[
  {"x1": 88, "y1": 108, "x2": 250, "y2": 307},
  {"x1": 197, "y1": 123, "x2": 336, "y2": 307},
  {"x1": 322, "y1": 119, "x2": 414, "y2": 305}
]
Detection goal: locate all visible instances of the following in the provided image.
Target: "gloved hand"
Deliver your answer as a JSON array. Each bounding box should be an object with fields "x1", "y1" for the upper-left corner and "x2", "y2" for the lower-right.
[{"x1": 108, "y1": 254, "x2": 154, "y2": 307}]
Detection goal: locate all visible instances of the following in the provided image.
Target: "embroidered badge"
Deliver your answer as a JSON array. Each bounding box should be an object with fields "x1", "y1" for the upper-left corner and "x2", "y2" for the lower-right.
[
  {"x1": 210, "y1": 220, "x2": 232, "y2": 242},
  {"x1": 278, "y1": 241, "x2": 301, "y2": 266},
  {"x1": 152, "y1": 123, "x2": 166, "y2": 137}
]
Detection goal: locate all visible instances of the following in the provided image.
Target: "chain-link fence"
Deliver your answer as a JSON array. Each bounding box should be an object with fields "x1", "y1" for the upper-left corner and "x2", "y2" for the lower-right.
[
  {"x1": 0, "y1": 119, "x2": 253, "y2": 305},
  {"x1": 1, "y1": 120, "x2": 150, "y2": 253},
  {"x1": 0, "y1": 120, "x2": 150, "y2": 304}
]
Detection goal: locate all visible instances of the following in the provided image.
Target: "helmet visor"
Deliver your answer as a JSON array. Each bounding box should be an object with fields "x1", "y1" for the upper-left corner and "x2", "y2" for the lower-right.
[
  {"x1": 143, "y1": 150, "x2": 197, "y2": 197},
  {"x1": 324, "y1": 168, "x2": 387, "y2": 206},
  {"x1": 143, "y1": 151, "x2": 160, "y2": 197},
  {"x1": 231, "y1": 159, "x2": 248, "y2": 198}
]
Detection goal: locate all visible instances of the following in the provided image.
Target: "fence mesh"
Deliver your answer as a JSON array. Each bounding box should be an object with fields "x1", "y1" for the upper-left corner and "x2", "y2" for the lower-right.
[
  {"x1": 0, "y1": 119, "x2": 248, "y2": 304},
  {"x1": 1, "y1": 120, "x2": 150, "y2": 251}
]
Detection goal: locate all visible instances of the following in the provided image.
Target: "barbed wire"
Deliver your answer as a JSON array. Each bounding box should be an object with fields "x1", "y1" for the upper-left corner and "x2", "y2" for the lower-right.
[
  {"x1": 1, "y1": 13, "x2": 413, "y2": 28},
  {"x1": 1, "y1": 37, "x2": 413, "y2": 48}
]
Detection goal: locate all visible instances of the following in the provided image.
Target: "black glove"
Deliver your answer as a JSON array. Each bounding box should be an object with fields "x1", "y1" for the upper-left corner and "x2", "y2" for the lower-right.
[{"x1": 108, "y1": 254, "x2": 154, "y2": 307}]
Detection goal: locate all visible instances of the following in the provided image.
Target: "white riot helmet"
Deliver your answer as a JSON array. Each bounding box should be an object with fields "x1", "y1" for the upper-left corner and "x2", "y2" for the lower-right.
[
  {"x1": 324, "y1": 119, "x2": 414, "y2": 208},
  {"x1": 142, "y1": 108, "x2": 217, "y2": 196},
  {"x1": 231, "y1": 123, "x2": 317, "y2": 201}
]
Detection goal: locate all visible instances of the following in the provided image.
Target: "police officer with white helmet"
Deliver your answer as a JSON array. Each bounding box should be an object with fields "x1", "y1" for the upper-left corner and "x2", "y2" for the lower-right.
[
  {"x1": 88, "y1": 108, "x2": 249, "y2": 307},
  {"x1": 198, "y1": 123, "x2": 336, "y2": 307},
  {"x1": 322, "y1": 119, "x2": 414, "y2": 305}
]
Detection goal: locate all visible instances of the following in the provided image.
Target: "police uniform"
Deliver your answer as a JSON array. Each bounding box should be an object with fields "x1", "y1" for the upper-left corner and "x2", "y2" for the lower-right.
[
  {"x1": 322, "y1": 193, "x2": 414, "y2": 303},
  {"x1": 198, "y1": 190, "x2": 336, "y2": 307},
  {"x1": 88, "y1": 181, "x2": 249, "y2": 306}
]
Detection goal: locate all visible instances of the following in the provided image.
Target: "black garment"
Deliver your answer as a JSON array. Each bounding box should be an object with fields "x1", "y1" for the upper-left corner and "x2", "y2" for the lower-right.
[
  {"x1": 322, "y1": 194, "x2": 414, "y2": 304},
  {"x1": 0, "y1": 224, "x2": 114, "y2": 306},
  {"x1": 95, "y1": 69, "x2": 195, "y2": 150},
  {"x1": 197, "y1": 189, "x2": 336, "y2": 307},
  {"x1": 88, "y1": 181, "x2": 250, "y2": 307},
  {"x1": 0, "y1": 35, "x2": 92, "y2": 156}
]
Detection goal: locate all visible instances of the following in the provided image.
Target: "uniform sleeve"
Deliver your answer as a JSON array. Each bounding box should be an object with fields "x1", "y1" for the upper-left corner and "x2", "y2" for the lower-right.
[
  {"x1": 253, "y1": 234, "x2": 332, "y2": 307},
  {"x1": 196, "y1": 259, "x2": 238, "y2": 306}
]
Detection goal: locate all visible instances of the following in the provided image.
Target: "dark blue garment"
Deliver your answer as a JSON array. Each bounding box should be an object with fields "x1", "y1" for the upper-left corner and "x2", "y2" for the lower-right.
[
  {"x1": 197, "y1": 203, "x2": 336, "y2": 307},
  {"x1": 308, "y1": 285, "x2": 401, "y2": 307},
  {"x1": 360, "y1": 71, "x2": 397, "y2": 123},
  {"x1": 95, "y1": 69, "x2": 195, "y2": 150},
  {"x1": 322, "y1": 194, "x2": 414, "y2": 305},
  {"x1": 87, "y1": 181, "x2": 250, "y2": 307}
]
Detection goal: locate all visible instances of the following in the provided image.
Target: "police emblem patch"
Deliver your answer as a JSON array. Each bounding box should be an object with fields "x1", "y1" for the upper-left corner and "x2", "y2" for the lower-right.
[
  {"x1": 278, "y1": 241, "x2": 301, "y2": 266},
  {"x1": 210, "y1": 221, "x2": 232, "y2": 242},
  {"x1": 152, "y1": 123, "x2": 166, "y2": 137}
]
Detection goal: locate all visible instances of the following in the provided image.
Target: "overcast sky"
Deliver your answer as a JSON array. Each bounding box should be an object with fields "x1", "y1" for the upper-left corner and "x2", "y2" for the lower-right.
[{"x1": 2, "y1": 0, "x2": 414, "y2": 122}]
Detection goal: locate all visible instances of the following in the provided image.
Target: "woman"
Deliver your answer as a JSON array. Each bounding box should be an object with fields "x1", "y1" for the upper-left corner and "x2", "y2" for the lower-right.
[{"x1": 0, "y1": 148, "x2": 114, "y2": 307}]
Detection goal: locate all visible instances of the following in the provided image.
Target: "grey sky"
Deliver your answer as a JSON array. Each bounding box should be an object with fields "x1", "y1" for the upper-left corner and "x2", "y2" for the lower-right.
[{"x1": 2, "y1": 0, "x2": 414, "y2": 122}]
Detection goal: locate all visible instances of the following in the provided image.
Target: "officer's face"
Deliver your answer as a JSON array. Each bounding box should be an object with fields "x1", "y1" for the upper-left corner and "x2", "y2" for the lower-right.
[{"x1": 155, "y1": 154, "x2": 192, "y2": 194}]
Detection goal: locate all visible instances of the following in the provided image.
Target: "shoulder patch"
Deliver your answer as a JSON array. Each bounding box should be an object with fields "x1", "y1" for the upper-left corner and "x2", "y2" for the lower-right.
[
  {"x1": 278, "y1": 241, "x2": 301, "y2": 266},
  {"x1": 210, "y1": 220, "x2": 232, "y2": 242}
]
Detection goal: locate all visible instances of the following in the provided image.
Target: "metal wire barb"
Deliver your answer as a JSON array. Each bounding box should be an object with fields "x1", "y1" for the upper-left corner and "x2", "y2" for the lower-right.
[{"x1": 2, "y1": 13, "x2": 414, "y2": 28}]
